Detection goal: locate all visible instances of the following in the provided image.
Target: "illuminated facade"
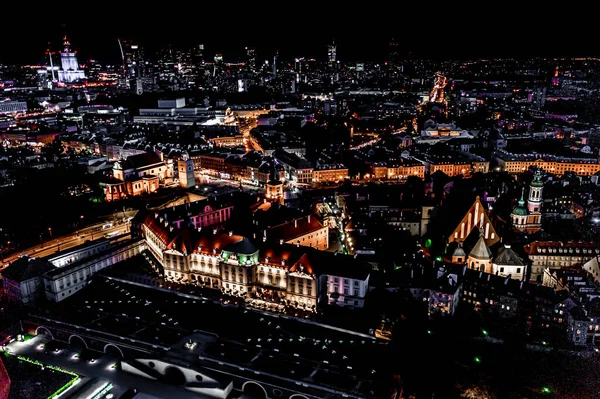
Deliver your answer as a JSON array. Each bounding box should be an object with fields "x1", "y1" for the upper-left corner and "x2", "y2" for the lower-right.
[
  {"x1": 313, "y1": 166, "x2": 349, "y2": 183},
  {"x1": 105, "y1": 152, "x2": 173, "y2": 201},
  {"x1": 428, "y1": 72, "x2": 447, "y2": 103},
  {"x1": 57, "y1": 36, "x2": 86, "y2": 83},
  {"x1": 524, "y1": 241, "x2": 599, "y2": 283},
  {"x1": 370, "y1": 162, "x2": 426, "y2": 180},
  {"x1": 327, "y1": 40, "x2": 336, "y2": 63},
  {"x1": 138, "y1": 214, "x2": 367, "y2": 310},
  {"x1": 448, "y1": 196, "x2": 500, "y2": 247},
  {"x1": 495, "y1": 150, "x2": 600, "y2": 177},
  {"x1": 177, "y1": 157, "x2": 195, "y2": 189}
]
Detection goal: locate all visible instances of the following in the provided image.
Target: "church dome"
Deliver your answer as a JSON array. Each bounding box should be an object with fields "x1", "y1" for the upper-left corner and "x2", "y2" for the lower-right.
[{"x1": 512, "y1": 203, "x2": 528, "y2": 216}]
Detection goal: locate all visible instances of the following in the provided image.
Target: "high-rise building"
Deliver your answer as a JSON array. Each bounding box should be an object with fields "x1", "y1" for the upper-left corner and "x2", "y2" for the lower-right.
[
  {"x1": 389, "y1": 37, "x2": 399, "y2": 64},
  {"x1": 57, "y1": 36, "x2": 86, "y2": 83},
  {"x1": 121, "y1": 40, "x2": 144, "y2": 78},
  {"x1": 245, "y1": 47, "x2": 257, "y2": 72},
  {"x1": 327, "y1": 40, "x2": 336, "y2": 64},
  {"x1": 192, "y1": 44, "x2": 204, "y2": 69}
]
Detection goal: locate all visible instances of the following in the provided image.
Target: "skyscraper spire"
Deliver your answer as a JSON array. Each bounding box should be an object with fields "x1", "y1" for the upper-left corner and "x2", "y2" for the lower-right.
[{"x1": 62, "y1": 35, "x2": 71, "y2": 52}]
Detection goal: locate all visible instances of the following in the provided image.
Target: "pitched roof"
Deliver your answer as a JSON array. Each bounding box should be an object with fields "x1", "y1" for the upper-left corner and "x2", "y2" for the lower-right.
[
  {"x1": 469, "y1": 235, "x2": 493, "y2": 260},
  {"x1": 265, "y1": 215, "x2": 325, "y2": 243},
  {"x1": 494, "y1": 245, "x2": 525, "y2": 266},
  {"x1": 448, "y1": 196, "x2": 500, "y2": 247},
  {"x1": 122, "y1": 152, "x2": 162, "y2": 170},
  {"x1": 2, "y1": 256, "x2": 54, "y2": 282}
]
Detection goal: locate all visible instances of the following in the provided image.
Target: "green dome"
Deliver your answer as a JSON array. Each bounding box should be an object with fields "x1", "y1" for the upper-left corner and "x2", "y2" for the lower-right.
[{"x1": 512, "y1": 204, "x2": 528, "y2": 216}]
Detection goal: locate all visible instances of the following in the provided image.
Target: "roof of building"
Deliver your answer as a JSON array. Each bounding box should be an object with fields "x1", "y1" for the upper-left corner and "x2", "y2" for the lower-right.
[
  {"x1": 2, "y1": 256, "x2": 55, "y2": 282},
  {"x1": 469, "y1": 234, "x2": 493, "y2": 260},
  {"x1": 494, "y1": 244, "x2": 525, "y2": 266},
  {"x1": 222, "y1": 237, "x2": 258, "y2": 255},
  {"x1": 120, "y1": 152, "x2": 162, "y2": 170},
  {"x1": 523, "y1": 241, "x2": 599, "y2": 256},
  {"x1": 452, "y1": 243, "x2": 466, "y2": 258},
  {"x1": 265, "y1": 215, "x2": 325, "y2": 243}
]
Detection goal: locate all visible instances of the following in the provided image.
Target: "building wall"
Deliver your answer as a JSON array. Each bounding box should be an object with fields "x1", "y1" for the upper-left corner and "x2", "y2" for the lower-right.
[
  {"x1": 499, "y1": 159, "x2": 600, "y2": 177},
  {"x1": 492, "y1": 263, "x2": 526, "y2": 281},
  {"x1": 44, "y1": 239, "x2": 145, "y2": 302},
  {"x1": 284, "y1": 226, "x2": 329, "y2": 251},
  {"x1": 46, "y1": 240, "x2": 112, "y2": 267},
  {"x1": 313, "y1": 169, "x2": 348, "y2": 183},
  {"x1": 323, "y1": 274, "x2": 369, "y2": 308},
  {"x1": 529, "y1": 253, "x2": 595, "y2": 282},
  {"x1": 2, "y1": 276, "x2": 43, "y2": 304}
]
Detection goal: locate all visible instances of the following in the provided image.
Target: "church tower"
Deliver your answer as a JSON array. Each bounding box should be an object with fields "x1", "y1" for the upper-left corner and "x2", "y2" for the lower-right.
[
  {"x1": 266, "y1": 161, "x2": 284, "y2": 205},
  {"x1": 528, "y1": 170, "x2": 543, "y2": 214},
  {"x1": 178, "y1": 155, "x2": 195, "y2": 189}
]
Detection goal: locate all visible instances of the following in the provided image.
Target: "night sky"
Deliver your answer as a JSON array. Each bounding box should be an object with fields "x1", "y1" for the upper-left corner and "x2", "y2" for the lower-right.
[{"x1": 2, "y1": 5, "x2": 595, "y2": 64}]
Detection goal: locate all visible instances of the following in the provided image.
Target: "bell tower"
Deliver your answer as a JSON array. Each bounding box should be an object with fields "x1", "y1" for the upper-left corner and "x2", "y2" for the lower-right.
[
  {"x1": 266, "y1": 160, "x2": 284, "y2": 205},
  {"x1": 528, "y1": 170, "x2": 543, "y2": 214}
]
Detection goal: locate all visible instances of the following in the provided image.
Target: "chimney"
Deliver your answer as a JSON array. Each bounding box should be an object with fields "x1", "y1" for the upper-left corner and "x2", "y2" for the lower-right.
[{"x1": 294, "y1": 219, "x2": 298, "y2": 228}]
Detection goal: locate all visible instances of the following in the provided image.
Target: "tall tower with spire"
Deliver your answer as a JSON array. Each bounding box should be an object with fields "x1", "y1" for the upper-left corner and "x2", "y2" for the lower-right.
[
  {"x1": 57, "y1": 35, "x2": 86, "y2": 83},
  {"x1": 266, "y1": 160, "x2": 284, "y2": 205},
  {"x1": 511, "y1": 170, "x2": 543, "y2": 233},
  {"x1": 528, "y1": 170, "x2": 543, "y2": 214}
]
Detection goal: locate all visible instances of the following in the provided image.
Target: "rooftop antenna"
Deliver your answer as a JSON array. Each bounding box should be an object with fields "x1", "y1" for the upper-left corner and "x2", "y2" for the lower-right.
[
  {"x1": 45, "y1": 42, "x2": 56, "y2": 82},
  {"x1": 117, "y1": 38, "x2": 126, "y2": 77}
]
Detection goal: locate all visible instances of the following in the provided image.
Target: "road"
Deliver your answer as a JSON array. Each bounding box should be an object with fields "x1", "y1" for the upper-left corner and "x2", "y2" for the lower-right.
[{"x1": 1, "y1": 223, "x2": 130, "y2": 270}]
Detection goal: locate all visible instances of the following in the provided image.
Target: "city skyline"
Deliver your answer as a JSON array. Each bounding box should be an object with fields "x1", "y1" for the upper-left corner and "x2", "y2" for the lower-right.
[{"x1": 2, "y1": 8, "x2": 598, "y2": 64}]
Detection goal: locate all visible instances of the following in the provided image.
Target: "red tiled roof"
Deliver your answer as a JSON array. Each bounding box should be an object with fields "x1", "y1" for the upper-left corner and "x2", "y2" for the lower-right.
[
  {"x1": 265, "y1": 215, "x2": 325, "y2": 243},
  {"x1": 524, "y1": 241, "x2": 599, "y2": 255},
  {"x1": 143, "y1": 213, "x2": 178, "y2": 247},
  {"x1": 289, "y1": 252, "x2": 314, "y2": 275}
]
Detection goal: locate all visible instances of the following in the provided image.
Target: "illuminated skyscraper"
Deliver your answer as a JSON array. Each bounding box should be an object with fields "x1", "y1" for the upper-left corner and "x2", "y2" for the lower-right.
[
  {"x1": 389, "y1": 37, "x2": 399, "y2": 64},
  {"x1": 245, "y1": 47, "x2": 257, "y2": 72},
  {"x1": 327, "y1": 40, "x2": 336, "y2": 64},
  {"x1": 121, "y1": 40, "x2": 144, "y2": 78},
  {"x1": 57, "y1": 36, "x2": 86, "y2": 82},
  {"x1": 192, "y1": 44, "x2": 204, "y2": 69}
]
